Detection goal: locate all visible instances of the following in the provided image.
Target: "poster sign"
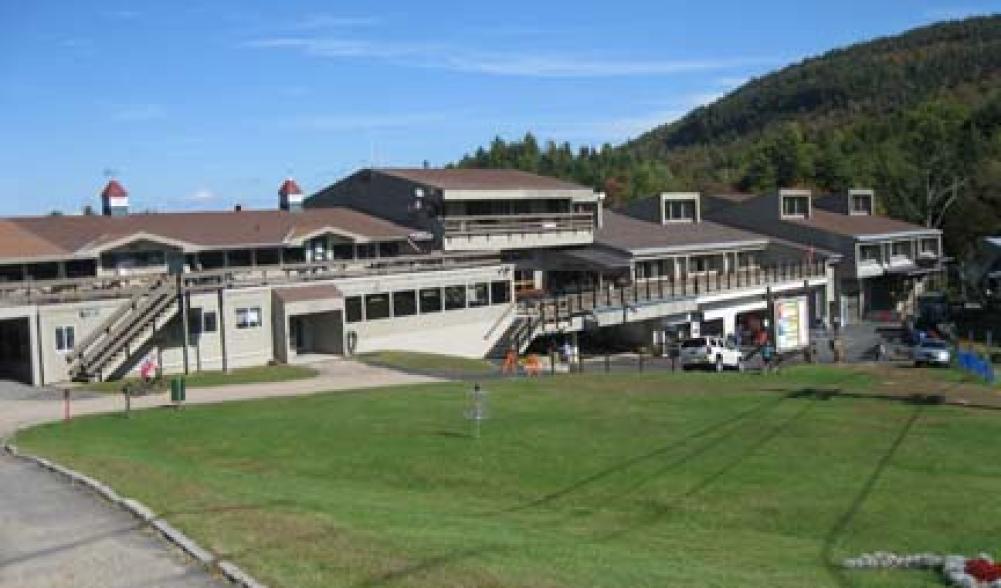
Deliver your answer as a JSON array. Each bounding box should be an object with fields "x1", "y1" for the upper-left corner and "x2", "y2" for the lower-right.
[{"x1": 775, "y1": 297, "x2": 809, "y2": 352}]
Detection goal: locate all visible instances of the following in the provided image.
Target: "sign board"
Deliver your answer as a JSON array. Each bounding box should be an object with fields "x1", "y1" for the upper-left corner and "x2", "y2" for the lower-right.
[
  {"x1": 774, "y1": 296, "x2": 810, "y2": 352},
  {"x1": 690, "y1": 320, "x2": 701, "y2": 339}
]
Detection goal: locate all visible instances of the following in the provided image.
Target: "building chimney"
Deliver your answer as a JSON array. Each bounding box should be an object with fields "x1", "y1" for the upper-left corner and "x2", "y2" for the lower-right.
[
  {"x1": 100, "y1": 179, "x2": 129, "y2": 216},
  {"x1": 279, "y1": 178, "x2": 304, "y2": 212}
]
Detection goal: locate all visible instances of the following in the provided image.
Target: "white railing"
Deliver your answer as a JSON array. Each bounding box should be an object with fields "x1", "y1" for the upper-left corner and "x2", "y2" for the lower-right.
[{"x1": 442, "y1": 212, "x2": 594, "y2": 237}]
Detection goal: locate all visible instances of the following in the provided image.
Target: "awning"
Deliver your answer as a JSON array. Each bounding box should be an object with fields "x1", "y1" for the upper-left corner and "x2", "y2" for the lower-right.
[
  {"x1": 560, "y1": 248, "x2": 632, "y2": 270},
  {"x1": 274, "y1": 284, "x2": 343, "y2": 303}
]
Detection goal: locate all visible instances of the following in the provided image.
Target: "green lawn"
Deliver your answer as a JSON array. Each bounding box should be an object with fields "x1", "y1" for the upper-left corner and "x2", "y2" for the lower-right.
[
  {"x1": 358, "y1": 350, "x2": 497, "y2": 376},
  {"x1": 17, "y1": 366, "x2": 1001, "y2": 587},
  {"x1": 82, "y1": 364, "x2": 319, "y2": 393}
]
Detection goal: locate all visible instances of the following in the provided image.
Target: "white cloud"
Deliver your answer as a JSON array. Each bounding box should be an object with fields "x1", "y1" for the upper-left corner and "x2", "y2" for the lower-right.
[
  {"x1": 291, "y1": 14, "x2": 381, "y2": 29},
  {"x1": 245, "y1": 37, "x2": 774, "y2": 78},
  {"x1": 923, "y1": 6, "x2": 984, "y2": 20},
  {"x1": 547, "y1": 109, "x2": 686, "y2": 142},
  {"x1": 281, "y1": 111, "x2": 450, "y2": 132},
  {"x1": 184, "y1": 188, "x2": 217, "y2": 203},
  {"x1": 111, "y1": 104, "x2": 166, "y2": 122}
]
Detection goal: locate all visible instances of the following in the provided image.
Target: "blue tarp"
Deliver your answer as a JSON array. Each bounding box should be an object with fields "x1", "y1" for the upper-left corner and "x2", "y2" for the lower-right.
[{"x1": 956, "y1": 350, "x2": 996, "y2": 384}]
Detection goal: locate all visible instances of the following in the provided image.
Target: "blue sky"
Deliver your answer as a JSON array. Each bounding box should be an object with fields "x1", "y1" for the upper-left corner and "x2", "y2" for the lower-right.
[{"x1": 0, "y1": 1, "x2": 997, "y2": 215}]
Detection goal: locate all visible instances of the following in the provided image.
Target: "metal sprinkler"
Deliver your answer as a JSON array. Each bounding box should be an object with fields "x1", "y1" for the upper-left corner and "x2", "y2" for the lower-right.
[{"x1": 465, "y1": 382, "x2": 488, "y2": 439}]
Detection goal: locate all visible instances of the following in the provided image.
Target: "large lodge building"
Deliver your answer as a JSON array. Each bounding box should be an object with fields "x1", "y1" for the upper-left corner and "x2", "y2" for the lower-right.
[{"x1": 0, "y1": 169, "x2": 944, "y2": 386}]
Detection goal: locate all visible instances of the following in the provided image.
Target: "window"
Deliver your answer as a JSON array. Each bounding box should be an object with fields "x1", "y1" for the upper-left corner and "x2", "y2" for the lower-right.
[
  {"x1": 202, "y1": 310, "x2": 218, "y2": 333},
  {"x1": 635, "y1": 262, "x2": 647, "y2": 279},
  {"x1": 235, "y1": 307, "x2": 262, "y2": 329},
  {"x1": 227, "y1": 250, "x2": 252, "y2": 267},
  {"x1": 282, "y1": 248, "x2": 306, "y2": 264},
  {"x1": 891, "y1": 242, "x2": 911, "y2": 258},
  {"x1": 782, "y1": 196, "x2": 809, "y2": 217},
  {"x1": 737, "y1": 251, "x2": 758, "y2": 268},
  {"x1": 356, "y1": 244, "x2": 377, "y2": 259},
  {"x1": 921, "y1": 238, "x2": 939, "y2": 255},
  {"x1": 860, "y1": 245, "x2": 881, "y2": 262},
  {"x1": 188, "y1": 309, "x2": 217, "y2": 339},
  {"x1": 392, "y1": 290, "x2": 417, "y2": 317},
  {"x1": 468, "y1": 283, "x2": 489, "y2": 307},
  {"x1": 491, "y1": 281, "x2": 511, "y2": 304},
  {"x1": 851, "y1": 194, "x2": 872, "y2": 215},
  {"x1": 444, "y1": 285, "x2": 466, "y2": 310},
  {"x1": 364, "y1": 293, "x2": 390, "y2": 320},
  {"x1": 333, "y1": 244, "x2": 354, "y2": 260},
  {"x1": 55, "y1": 325, "x2": 75, "y2": 352},
  {"x1": 346, "y1": 296, "x2": 363, "y2": 323},
  {"x1": 255, "y1": 249, "x2": 281, "y2": 266},
  {"x1": 420, "y1": 288, "x2": 442, "y2": 313},
  {"x1": 664, "y1": 200, "x2": 696, "y2": 222},
  {"x1": 379, "y1": 242, "x2": 400, "y2": 258},
  {"x1": 101, "y1": 250, "x2": 166, "y2": 269}
]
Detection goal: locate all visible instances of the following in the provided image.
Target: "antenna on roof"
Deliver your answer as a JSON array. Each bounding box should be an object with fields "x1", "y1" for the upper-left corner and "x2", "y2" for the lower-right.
[{"x1": 102, "y1": 167, "x2": 118, "y2": 179}]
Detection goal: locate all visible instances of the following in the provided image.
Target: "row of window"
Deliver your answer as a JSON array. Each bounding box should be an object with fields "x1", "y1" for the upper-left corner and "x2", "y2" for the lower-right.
[
  {"x1": 860, "y1": 239, "x2": 939, "y2": 262},
  {"x1": 52, "y1": 281, "x2": 511, "y2": 352},
  {"x1": 345, "y1": 281, "x2": 511, "y2": 323},
  {"x1": 634, "y1": 253, "x2": 757, "y2": 279}
]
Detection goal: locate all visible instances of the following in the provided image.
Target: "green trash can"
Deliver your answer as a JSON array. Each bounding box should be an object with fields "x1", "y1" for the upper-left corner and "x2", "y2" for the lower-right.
[
  {"x1": 179, "y1": 376, "x2": 186, "y2": 402},
  {"x1": 170, "y1": 377, "x2": 181, "y2": 403}
]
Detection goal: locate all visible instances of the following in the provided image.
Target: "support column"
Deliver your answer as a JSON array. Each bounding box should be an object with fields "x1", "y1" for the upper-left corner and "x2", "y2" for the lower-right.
[
  {"x1": 217, "y1": 288, "x2": 228, "y2": 373},
  {"x1": 178, "y1": 275, "x2": 190, "y2": 376}
]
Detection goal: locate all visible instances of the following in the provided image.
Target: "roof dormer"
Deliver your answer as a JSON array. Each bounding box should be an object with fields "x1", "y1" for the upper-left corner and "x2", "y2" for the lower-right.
[
  {"x1": 779, "y1": 188, "x2": 811, "y2": 220},
  {"x1": 848, "y1": 189, "x2": 874, "y2": 216},
  {"x1": 660, "y1": 192, "x2": 700, "y2": 224}
]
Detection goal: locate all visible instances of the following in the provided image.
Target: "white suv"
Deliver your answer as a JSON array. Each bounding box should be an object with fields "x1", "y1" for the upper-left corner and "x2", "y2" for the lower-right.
[{"x1": 680, "y1": 337, "x2": 744, "y2": 372}]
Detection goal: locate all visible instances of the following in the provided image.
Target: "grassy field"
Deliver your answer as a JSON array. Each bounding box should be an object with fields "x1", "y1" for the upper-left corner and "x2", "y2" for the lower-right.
[
  {"x1": 17, "y1": 366, "x2": 1001, "y2": 587},
  {"x1": 82, "y1": 364, "x2": 319, "y2": 393},
  {"x1": 358, "y1": 350, "x2": 497, "y2": 376}
]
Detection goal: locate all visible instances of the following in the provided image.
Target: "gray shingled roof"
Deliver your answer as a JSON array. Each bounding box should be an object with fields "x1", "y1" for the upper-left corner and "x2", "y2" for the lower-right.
[
  {"x1": 596, "y1": 211, "x2": 766, "y2": 255},
  {"x1": 376, "y1": 168, "x2": 589, "y2": 191}
]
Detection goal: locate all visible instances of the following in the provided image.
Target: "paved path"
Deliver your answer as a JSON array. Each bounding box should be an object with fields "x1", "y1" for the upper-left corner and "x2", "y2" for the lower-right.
[{"x1": 0, "y1": 360, "x2": 440, "y2": 588}]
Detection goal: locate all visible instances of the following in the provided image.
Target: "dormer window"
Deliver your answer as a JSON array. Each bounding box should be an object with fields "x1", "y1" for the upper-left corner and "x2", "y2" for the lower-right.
[
  {"x1": 664, "y1": 200, "x2": 696, "y2": 222},
  {"x1": 850, "y1": 193, "x2": 873, "y2": 215},
  {"x1": 781, "y1": 195, "x2": 809, "y2": 218},
  {"x1": 660, "y1": 193, "x2": 700, "y2": 224}
]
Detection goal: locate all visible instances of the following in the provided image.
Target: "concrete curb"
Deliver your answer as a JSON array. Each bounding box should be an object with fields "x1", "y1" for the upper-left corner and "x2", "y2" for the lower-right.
[{"x1": 2, "y1": 441, "x2": 267, "y2": 588}]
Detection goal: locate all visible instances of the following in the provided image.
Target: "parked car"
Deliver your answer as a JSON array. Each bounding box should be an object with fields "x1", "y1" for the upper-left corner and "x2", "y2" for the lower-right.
[
  {"x1": 680, "y1": 337, "x2": 744, "y2": 372},
  {"x1": 912, "y1": 339, "x2": 952, "y2": 367}
]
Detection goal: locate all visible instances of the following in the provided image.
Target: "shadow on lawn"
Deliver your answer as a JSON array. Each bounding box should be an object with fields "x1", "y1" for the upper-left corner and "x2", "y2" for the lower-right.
[
  {"x1": 598, "y1": 394, "x2": 820, "y2": 542},
  {"x1": 353, "y1": 545, "x2": 501, "y2": 588},
  {"x1": 820, "y1": 403, "x2": 926, "y2": 587},
  {"x1": 490, "y1": 392, "x2": 792, "y2": 516}
]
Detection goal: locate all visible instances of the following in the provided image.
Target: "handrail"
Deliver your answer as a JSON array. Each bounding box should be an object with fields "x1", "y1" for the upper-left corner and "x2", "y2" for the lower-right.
[
  {"x1": 0, "y1": 251, "x2": 505, "y2": 306},
  {"x1": 66, "y1": 277, "x2": 165, "y2": 363},
  {"x1": 81, "y1": 291, "x2": 176, "y2": 373},
  {"x1": 526, "y1": 260, "x2": 826, "y2": 326},
  {"x1": 482, "y1": 302, "x2": 518, "y2": 340},
  {"x1": 71, "y1": 280, "x2": 177, "y2": 375}
]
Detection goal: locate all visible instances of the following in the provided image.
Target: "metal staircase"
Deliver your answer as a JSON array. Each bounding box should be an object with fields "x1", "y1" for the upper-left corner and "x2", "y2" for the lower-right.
[
  {"x1": 66, "y1": 277, "x2": 180, "y2": 382},
  {"x1": 485, "y1": 310, "x2": 544, "y2": 358}
]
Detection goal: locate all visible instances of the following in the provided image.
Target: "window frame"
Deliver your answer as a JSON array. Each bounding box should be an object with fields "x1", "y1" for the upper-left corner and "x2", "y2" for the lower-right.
[
  {"x1": 235, "y1": 306, "x2": 263, "y2": 329},
  {"x1": 392, "y1": 290, "x2": 418, "y2": 317},
  {"x1": 345, "y1": 296, "x2": 364, "y2": 323},
  {"x1": 364, "y1": 293, "x2": 391, "y2": 320},
  {"x1": 55, "y1": 325, "x2": 76, "y2": 352},
  {"x1": 419, "y1": 287, "x2": 443, "y2": 313},
  {"x1": 444, "y1": 285, "x2": 466, "y2": 311}
]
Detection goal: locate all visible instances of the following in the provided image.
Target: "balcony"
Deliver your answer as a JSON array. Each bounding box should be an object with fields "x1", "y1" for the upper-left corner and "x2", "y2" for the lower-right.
[
  {"x1": 441, "y1": 212, "x2": 595, "y2": 251},
  {"x1": 524, "y1": 260, "x2": 828, "y2": 329}
]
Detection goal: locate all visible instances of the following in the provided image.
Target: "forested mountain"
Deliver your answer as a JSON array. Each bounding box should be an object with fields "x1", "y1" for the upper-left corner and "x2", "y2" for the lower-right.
[{"x1": 454, "y1": 15, "x2": 1001, "y2": 254}]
